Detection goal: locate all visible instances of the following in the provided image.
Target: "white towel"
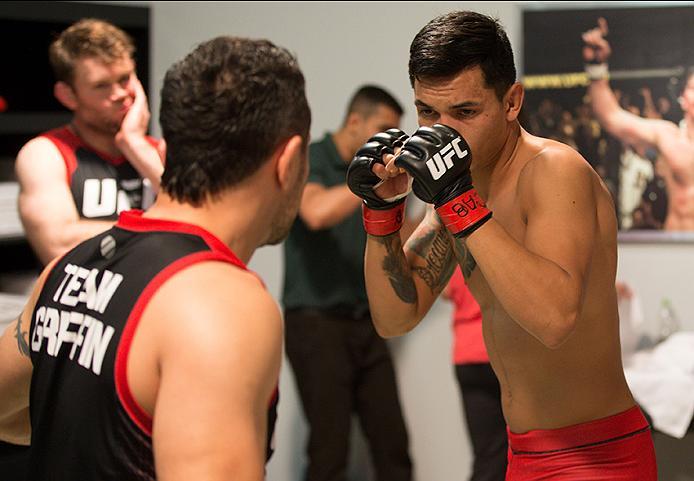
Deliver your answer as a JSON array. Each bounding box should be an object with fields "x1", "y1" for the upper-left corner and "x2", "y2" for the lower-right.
[{"x1": 624, "y1": 331, "x2": 694, "y2": 438}]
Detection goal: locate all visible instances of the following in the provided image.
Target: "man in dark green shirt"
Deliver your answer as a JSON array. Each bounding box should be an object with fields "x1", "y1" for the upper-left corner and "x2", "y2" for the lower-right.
[{"x1": 282, "y1": 85, "x2": 412, "y2": 481}]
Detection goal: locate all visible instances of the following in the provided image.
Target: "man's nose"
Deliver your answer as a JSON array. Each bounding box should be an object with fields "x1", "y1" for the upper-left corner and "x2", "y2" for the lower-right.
[{"x1": 110, "y1": 83, "x2": 130, "y2": 102}]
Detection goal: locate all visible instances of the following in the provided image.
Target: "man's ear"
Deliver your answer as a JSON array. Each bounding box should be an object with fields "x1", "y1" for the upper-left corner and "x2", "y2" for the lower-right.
[
  {"x1": 345, "y1": 111, "x2": 367, "y2": 137},
  {"x1": 54, "y1": 82, "x2": 78, "y2": 111},
  {"x1": 346, "y1": 111, "x2": 362, "y2": 128},
  {"x1": 275, "y1": 135, "x2": 304, "y2": 190},
  {"x1": 504, "y1": 82, "x2": 524, "y2": 122}
]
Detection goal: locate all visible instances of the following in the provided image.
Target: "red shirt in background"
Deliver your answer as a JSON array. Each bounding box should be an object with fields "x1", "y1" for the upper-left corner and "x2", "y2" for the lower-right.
[{"x1": 446, "y1": 267, "x2": 489, "y2": 365}]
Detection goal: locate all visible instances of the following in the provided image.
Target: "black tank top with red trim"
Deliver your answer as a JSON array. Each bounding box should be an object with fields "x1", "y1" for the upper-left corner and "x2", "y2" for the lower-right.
[
  {"x1": 40, "y1": 126, "x2": 160, "y2": 219},
  {"x1": 27, "y1": 210, "x2": 278, "y2": 480}
]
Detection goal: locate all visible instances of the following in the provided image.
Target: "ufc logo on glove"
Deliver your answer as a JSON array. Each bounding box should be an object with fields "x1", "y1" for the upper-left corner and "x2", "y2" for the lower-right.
[
  {"x1": 426, "y1": 137, "x2": 468, "y2": 180},
  {"x1": 393, "y1": 124, "x2": 493, "y2": 238}
]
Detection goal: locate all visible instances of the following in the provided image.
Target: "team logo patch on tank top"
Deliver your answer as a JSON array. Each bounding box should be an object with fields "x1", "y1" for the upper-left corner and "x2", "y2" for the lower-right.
[{"x1": 100, "y1": 235, "x2": 117, "y2": 259}]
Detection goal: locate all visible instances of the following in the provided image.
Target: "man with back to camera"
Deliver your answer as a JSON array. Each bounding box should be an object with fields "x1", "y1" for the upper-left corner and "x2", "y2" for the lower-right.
[
  {"x1": 582, "y1": 17, "x2": 694, "y2": 231},
  {"x1": 15, "y1": 18, "x2": 165, "y2": 265},
  {"x1": 347, "y1": 10, "x2": 657, "y2": 480},
  {"x1": 0, "y1": 35, "x2": 311, "y2": 480},
  {"x1": 282, "y1": 84, "x2": 413, "y2": 481}
]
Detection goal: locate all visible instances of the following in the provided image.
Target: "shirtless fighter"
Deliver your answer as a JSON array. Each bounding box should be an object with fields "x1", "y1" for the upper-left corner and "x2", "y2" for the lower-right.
[{"x1": 347, "y1": 10, "x2": 657, "y2": 480}]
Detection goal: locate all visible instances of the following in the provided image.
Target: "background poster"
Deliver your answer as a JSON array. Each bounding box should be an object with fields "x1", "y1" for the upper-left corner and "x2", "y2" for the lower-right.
[{"x1": 521, "y1": 6, "x2": 694, "y2": 237}]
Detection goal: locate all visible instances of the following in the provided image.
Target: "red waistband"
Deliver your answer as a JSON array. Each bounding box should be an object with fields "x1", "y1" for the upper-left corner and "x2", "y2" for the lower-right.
[{"x1": 508, "y1": 406, "x2": 649, "y2": 453}]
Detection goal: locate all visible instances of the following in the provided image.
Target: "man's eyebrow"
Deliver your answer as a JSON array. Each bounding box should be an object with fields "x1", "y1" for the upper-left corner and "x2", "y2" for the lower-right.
[
  {"x1": 450, "y1": 101, "x2": 481, "y2": 109},
  {"x1": 414, "y1": 99, "x2": 481, "y2": 109}
]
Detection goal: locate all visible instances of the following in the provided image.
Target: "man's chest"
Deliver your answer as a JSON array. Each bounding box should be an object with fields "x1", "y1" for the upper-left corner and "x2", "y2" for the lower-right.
[{"x1": 658, "y1": 137, "x2": 694, "y2": 182}]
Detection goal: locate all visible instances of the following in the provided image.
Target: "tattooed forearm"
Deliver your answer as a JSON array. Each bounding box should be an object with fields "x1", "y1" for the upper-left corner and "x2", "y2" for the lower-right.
[
  {"x1": 452, "y1": 237, "x2": 477, "y2": 280},
  {"x1": 410, "y1": 228, "x2": 457, "y2": 293},
  {"x1": 377, "y1": 235, "x2": 417, "y2": 304},
  {"x1": 14, "y1": 315, "x2": 30, "y2": 358}
]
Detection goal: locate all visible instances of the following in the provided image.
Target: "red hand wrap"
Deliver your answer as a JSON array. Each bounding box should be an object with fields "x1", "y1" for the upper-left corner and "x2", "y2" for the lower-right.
[
  {"x1": 436, "y1": 188, "x2": 492, "y2": 237},
  {"x1": 362, "y1": 203, "x2": 405, "y2": 236}
]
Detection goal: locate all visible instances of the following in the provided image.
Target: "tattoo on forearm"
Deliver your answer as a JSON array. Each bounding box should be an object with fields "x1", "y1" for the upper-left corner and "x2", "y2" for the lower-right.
[
  {"x1": 15, "y1": 315, "x2": 30, "y2": 358},
  {"x1": 452, "y1": 238, "x2": 477, "y2": 281},
  {"x1": 377, "y1": 235, "x2": 417, "y2": 304},
  {"x1": 409, "y1": 228, "x2": 457, "y2": 293}
]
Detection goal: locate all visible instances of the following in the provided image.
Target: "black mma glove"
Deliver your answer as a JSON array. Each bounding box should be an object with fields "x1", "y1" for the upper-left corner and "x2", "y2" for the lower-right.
[
  {"x1": 347, "y1": 129, "x2": 410, "y2": 236},
  {"x1": 395, "y1": 124, "x2": 492, "y2": 237}
]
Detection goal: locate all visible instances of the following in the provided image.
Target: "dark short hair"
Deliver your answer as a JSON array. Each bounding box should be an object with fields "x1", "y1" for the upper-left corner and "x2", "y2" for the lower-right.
[
  {"x1": 343, "y1": 85, "x2": 403, "y2": 124},
  {"x1": 49, "y1": 18, "x2": 135, "y2": 84},
  {"x1": 159, "y1": 36, "x2": 311, "y2": 205},
  {"x1": 409, "y1": 11, "x2": 516, "y2": 100}
]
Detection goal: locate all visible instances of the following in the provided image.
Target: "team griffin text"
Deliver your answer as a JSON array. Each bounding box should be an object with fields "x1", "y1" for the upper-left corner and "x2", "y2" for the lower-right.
[{"x1": 31, "y1": 263, "x2": 123, "y2": 375}]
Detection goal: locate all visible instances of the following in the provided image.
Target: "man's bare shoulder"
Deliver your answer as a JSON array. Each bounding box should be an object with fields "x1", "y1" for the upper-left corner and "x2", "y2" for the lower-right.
[
  {"x1": 17, "y1": 136, "x2": 62, "y2": 159},
  {"x1": 513, "y1": 135, "x2": 605, "y2": 219},
  {"x1": 15, "y1": 136, "x2": 65, "y2": 178},
  {"x1": 518, "y1": 135, "x2": 595, "y2": 185},
  {"x1": 153, "y1": 261, "x2": 281, "y2": 331},
  {"x1": 649, "y1": 117, "x2": 681, "y2": 132},
  {"x1": 145, "y1": 260, "x2": 281, "y2": 353}
]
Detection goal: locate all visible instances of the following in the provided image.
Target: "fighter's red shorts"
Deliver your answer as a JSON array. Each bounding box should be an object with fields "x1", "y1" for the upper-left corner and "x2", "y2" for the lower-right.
[{"x1": 506, "y1": 406, "x2": 657, "y2": 480}]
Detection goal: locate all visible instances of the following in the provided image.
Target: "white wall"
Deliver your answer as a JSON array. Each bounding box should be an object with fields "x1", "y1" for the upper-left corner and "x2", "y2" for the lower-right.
[
  {"x1": 618, "y1": 242, "x2": 694, "y2": 332},
  {"x1": 149, "y1": 2, "x2": 522, "y2": 142},
  {"x1": 147, "y1": 2, "x2": 694, "y2": 481}
]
